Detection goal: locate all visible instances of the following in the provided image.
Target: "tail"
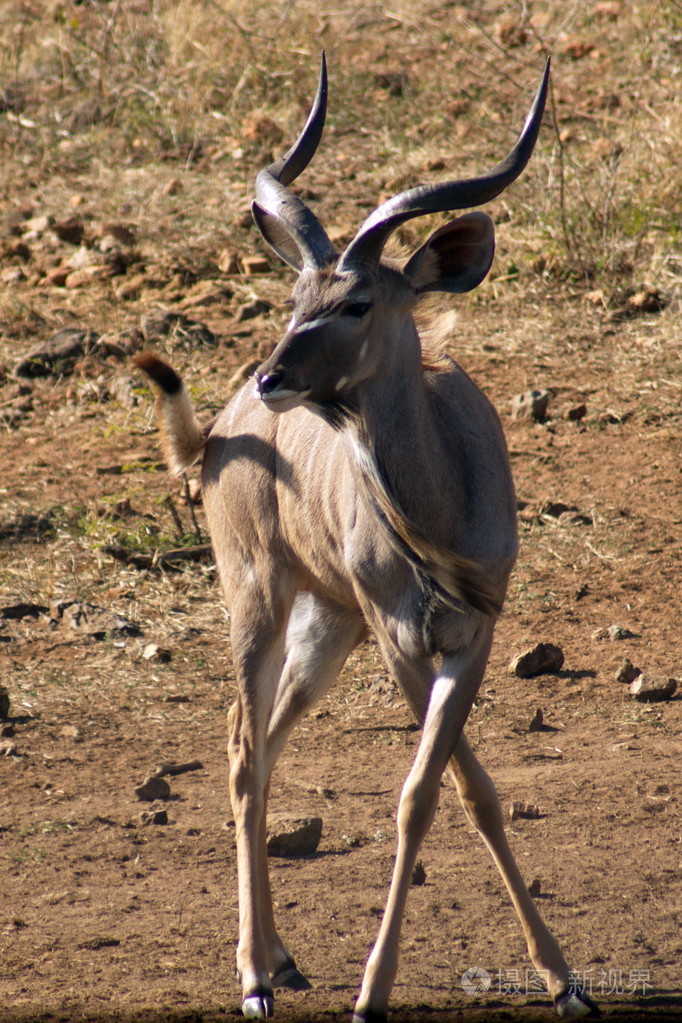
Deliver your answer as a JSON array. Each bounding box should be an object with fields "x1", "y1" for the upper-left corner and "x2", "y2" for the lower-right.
[{"x1": 132, "y1": 352, "x2": 208, "y2": 476}]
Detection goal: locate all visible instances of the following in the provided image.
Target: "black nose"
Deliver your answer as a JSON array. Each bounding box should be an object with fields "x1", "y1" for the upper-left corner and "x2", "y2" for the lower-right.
[{"x1": 256, "y1": 369, "x2": 283, "y2": 396}]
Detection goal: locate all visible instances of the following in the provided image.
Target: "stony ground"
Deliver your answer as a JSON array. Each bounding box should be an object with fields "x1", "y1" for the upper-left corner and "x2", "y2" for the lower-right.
[{"x1": 0, "y1": 2, "x2": 680, "y2": 1022}]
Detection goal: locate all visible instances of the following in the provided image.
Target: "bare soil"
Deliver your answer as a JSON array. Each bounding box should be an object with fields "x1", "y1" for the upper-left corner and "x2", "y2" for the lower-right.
[{"x1": 0, "y1": 3, "x2": 680, "y2": 1022}]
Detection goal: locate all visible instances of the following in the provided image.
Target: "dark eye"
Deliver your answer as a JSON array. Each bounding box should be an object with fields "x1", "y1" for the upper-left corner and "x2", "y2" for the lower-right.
[{"x1": 344, "y1": 302, "x2": 372, "y2": 319}]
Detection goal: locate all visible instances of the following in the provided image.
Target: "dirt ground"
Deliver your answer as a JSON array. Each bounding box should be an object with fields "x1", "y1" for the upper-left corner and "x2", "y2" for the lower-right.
[{"x1": 0, "y1": 2, "x2": 680, "y2": 1022}]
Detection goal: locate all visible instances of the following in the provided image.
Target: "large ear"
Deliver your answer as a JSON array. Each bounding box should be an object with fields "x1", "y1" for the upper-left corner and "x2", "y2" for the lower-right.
[
  {"x1": 403, "y1": 211, "x2": 495, "y2": 294},
  {"x1": 251, "y1": 202, "x2": 305, "y2": 271}
]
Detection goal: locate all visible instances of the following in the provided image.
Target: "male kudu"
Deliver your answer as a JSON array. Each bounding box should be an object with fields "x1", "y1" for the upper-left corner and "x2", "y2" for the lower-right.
[{"x1": 134, "y1": 57, "x2": 598, "y2": 1022}]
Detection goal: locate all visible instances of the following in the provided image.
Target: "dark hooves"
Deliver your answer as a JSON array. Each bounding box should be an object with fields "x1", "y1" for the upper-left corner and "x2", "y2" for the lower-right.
[
  {"x1": 554, "y1": 986, "x2": 601, "y2": 1019},
  {"x1": 242, "y1": 987, "x2": 274, "y2": 1019},
  {"x1": 351, "y1": 1011, "x2": 388, "y2": 1023},
  {"x1": 271, "y1": 959, "x2": 312, "y2": 991}
]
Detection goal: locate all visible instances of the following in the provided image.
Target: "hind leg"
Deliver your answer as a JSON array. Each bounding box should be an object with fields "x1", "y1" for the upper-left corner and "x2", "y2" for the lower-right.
[{"x1": 448, "y1": 735, "x2": 599, "y2": 1018}]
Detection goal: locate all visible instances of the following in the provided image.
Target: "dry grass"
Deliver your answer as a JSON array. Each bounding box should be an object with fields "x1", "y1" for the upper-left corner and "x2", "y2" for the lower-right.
[{"x1": 1, "y1": 1, "x2": 680, "y2": 300}]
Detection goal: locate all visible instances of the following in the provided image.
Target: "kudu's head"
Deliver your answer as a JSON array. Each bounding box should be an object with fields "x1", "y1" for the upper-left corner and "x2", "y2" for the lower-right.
[{"x1": 252, "y1": 55, "x2": 549, "y2": 413}]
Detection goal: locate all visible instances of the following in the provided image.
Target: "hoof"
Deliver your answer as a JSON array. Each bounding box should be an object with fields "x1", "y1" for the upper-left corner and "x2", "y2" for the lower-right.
[
  {"x1": 242, "y1": 988, "x2": 275, "y2": 1019},
  {"x1": 271, "y1": 959, "x2": 312, "y2": 991},
  {"x1": 352, "y1": 1011, "x2": 388, "y2": 1023},
  {"x1": 555, "y1": 987, "x2": 600, "y2": 1019}
]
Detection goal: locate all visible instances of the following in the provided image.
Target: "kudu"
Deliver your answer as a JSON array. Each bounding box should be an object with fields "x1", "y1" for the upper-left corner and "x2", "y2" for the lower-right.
[{"x1": 134, "y1": 57, "x2": 598, "y2": 1022}]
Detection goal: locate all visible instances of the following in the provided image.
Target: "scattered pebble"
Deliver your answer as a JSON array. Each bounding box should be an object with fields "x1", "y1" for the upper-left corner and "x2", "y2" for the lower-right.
[
  {"x1": 509, "y1": 643, "x2": 564, "y2": 678},
  {"x1": 510, "y1": 802, "x2": 544, "y2": 821},
  {"x1": 140, "y1": 808, "x2": 168, "y2": 825},
  {"x1": 0, "y1": 684, "x2": 10, "y2": 720},
  {"x1": 615, "y1": 658, "x2": 641, "y2": 684},
  {"x1": 141, "y1": 310, "x2": 216, "y2": 349},
  {"x1": 241, "y1": 255, "x2": 270, "y2": 274},
  {"x1": 511, "y1": 389, "x2": 550, "y2": 422},
  {"x1": 626, "y1": 287, "x2": 667, "y2": 313},
  {"x1": 143, "y1": 643, "x2": 172, "y2": 664},
  {"x1": 411, "y1": 861, "x2": 426, "y2": 886},
  {"x1": 14, "y1": 328, "x2": 100, "y2": 379},
  {"x1": 1, "y1": 602, "x2": 48, "y2": 620},
  {"x1": 528, "y1": 708, "x2": 544, "y2": 732},
  {"x1": 235, "y1": 298, "x2": 271, "y2": 322},
  {"x1": 59, "y1": 725, "x2": 81, "y2": 740},
  {"x1": 217, "y1": 249, "x2": 240, "y2": 275},
  {"x1": 135, "y1": 776, "x2": 171, "y2": 802},
  {"x1": 566, "y1": 403, "x2": 587, "y2": 421},
  {"x1": 266, "y1": 814, "x2": 323, "y2": 857},
  {"x1": 53, "y1": 216, "x2": 84, "y2": 245},
  {"x1": 629, "y1": 674, "x2": 677, "y2": 703},
  {"x1": 592, "y1": 625, "x2": 638, "y2": 641}
]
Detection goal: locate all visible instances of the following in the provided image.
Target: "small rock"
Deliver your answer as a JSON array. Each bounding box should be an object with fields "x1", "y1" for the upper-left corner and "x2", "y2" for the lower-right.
[
  {"x1": 509, "y1": 643, "x2": 564, "y2": 678},
  {"x1": 182, "y1": 284, "x2": 233, "y2": 309},
  {"x1": 241, "y1": 255, "x2": 270, "y2": 275},
  {"x1": 97, "y1": 223, "x2": 136, "y2": 247},
  {"x1": 511, "y1": 389, "x2": 550, "y2": 422},
  {"x1": 14, "y1": 328, "x2": 99, "y2": 378},
  {"x1": 23, "y1": 214, "x2": 53, "y2": 236},
  {"x1": 266, "y1": 814, "x2": 322, "y2": 857},
  {"x1": 218, "y1": 249, "x2": 240, "y2": 275},
  {"x1": 42, "y1": 266, "x2": 71, "y2": 287},
  {"x1": 592, "y1": 625, "x2": 637, "y2": 642},
  {"x1": 539, "y1": 501, "x2": 576, "y2": 519},
  {"x1": 1, "y1": 723, "x2": 15, "y2": 737},
  {"x1": 528, "y1": 878, "x2": 542, "y2": 897},
  {"x1": 108, "y1": 374, "x2": 138, "y2": 408},
  {"x1": 59, "y1": 725, "x2": 81, "y2": 740},
  {"x1": 65, "y1": 265, "x2": 113, "y2": 289},
  {"x1": 1, "y1": 602, "x2": 48, "y2": 620},
  {"x1": 615, "y1": 658, "x2": 641, "y2": 684},
  {"x1": 141, "y1": 310, "x2": 216, "y2": 349},
  {"x1": 78, "y1": 936, "x2": 121, "y2": 950},
  {"x1": 629, "y1": 674, "x2": 677, "y2": 703},
  {"x1": 4, "y1": 240, "x2": 31, "y2": 260},
  {"x1": 135, "y1": 776, "x2": 171, "y2": 802},
  {"x1": 235, "y1": 298, "x2": 271, "y2": 323},
  {"x1": 115, "y1": 274, "x2": 148, "y2": 300},
  {"x1": 140, "y1": 808, "x2": 168, "y2": 825},
  {"x1": 626, "y1": 288, "x2": 667, "y2": 313},
  {"x1": 510, "y1": 801, "x2": 544, "y2": 821},
  {"x1": 0, "y1": 739, "x2": 18, "y2": 757},
  {"x1": 528, "y1": 708, "x2": 544, "y2": 732},
  {"x1": 566, "y1": 404, "x2": 588, "y2": 421},
  {"x1": 53, "y1": 216, "x2": 84, "y2": 245},
  {"x1": 143, "y1": 643, "x2": 172, "y2": 664},
  {"x1": 411, "y1": 861, "x2": 426, "y2": 886},
  {"x1": 0, "y1": 685, "x2": 10, "y2": 720}
]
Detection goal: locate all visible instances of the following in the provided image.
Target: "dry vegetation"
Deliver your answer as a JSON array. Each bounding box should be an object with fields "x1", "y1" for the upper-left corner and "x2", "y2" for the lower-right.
[{"x1": 0, "y1": 2, "x2": 680, "y2": 1022}]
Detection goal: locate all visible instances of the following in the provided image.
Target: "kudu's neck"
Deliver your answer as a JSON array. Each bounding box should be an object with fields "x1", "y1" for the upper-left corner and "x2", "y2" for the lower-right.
[{"x1": 347, "y1": 312, "x2": 444, "y2": 529}]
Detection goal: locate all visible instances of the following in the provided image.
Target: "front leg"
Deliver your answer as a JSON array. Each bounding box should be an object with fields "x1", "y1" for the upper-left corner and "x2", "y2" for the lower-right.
[{"x1": 353, "y1": 624, "x2": 494, "y2": 1022}]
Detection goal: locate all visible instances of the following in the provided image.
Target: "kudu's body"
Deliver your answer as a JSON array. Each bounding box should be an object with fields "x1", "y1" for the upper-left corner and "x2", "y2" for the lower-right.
[{"x1": 135, "y1": 58, "x2": 597, "y2": 1022}]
